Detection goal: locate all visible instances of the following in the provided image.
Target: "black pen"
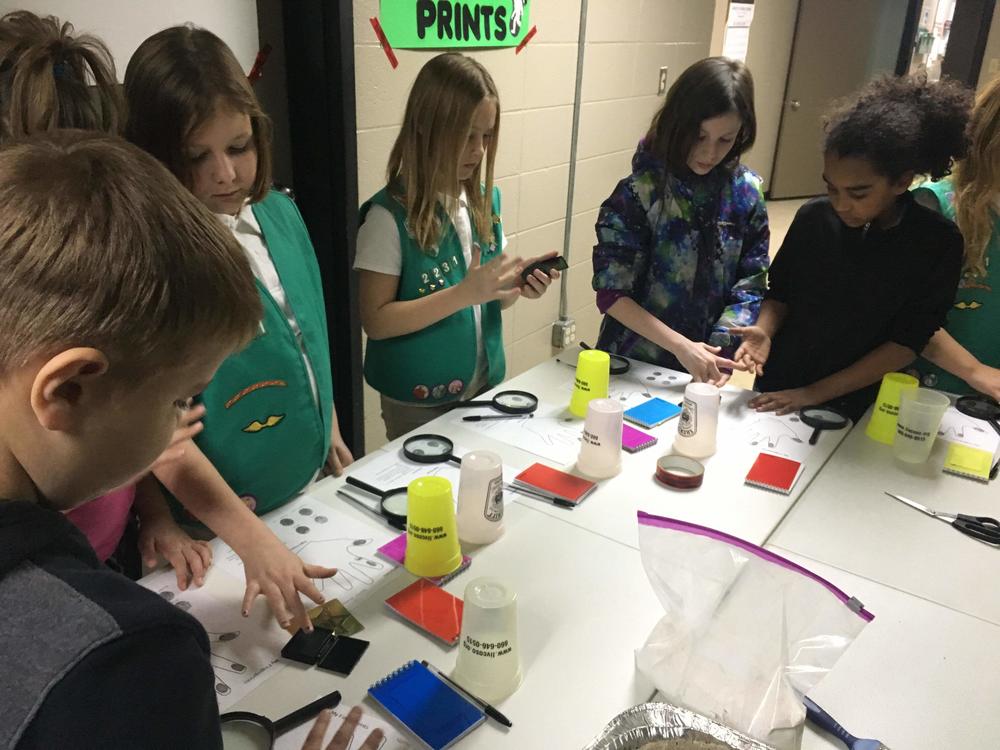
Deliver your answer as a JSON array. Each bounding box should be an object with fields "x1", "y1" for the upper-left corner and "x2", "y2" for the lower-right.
[
  {"x1": 421, "y1": 660, "x2": 513, "y2": 728},
  {"x1": 463, "y1": 414, "x2": 533, "y2": 422}
]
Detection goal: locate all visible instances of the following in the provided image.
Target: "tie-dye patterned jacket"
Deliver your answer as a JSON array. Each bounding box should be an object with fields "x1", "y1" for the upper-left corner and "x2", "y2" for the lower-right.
[{"x1": 592, "y1": 139, "x2": 769, "y2": 370}]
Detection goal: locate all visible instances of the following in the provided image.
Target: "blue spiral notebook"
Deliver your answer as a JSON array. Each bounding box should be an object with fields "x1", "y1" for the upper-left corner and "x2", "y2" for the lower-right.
[{"x1": 368, "y1": 660, "x2": 486, "y2": 749}]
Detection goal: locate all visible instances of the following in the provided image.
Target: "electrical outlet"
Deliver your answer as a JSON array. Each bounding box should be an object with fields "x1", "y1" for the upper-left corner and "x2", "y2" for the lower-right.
[
  {"x1": 551, "y1": 318, "x2": 577, "y2": 348},
  {"x1": 657, "y1": 66, "x2": 669, "y2": 96}
]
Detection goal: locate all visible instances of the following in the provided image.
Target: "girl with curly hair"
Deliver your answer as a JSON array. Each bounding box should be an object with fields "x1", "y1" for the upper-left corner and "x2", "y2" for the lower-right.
[
  {"x1": 912, "y1": 76, "x2": 1000, "y2": 401},
  {"x1": 732, "y1": 74, "x2": 972, "y2": 418}
]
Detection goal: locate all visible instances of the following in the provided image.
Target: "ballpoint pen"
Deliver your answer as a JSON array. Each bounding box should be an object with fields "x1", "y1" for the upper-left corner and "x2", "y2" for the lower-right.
[{"x1": 421, "y1": 660, "x2": 513, "y2": 728}]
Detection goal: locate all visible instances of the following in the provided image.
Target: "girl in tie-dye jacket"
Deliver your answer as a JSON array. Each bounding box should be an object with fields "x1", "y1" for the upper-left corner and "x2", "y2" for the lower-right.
[{"x1": 592, "y1": 57, "x2": 769, "y2": 384}]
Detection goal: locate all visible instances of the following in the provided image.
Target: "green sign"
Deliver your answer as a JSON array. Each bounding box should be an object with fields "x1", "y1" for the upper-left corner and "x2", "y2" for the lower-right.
[{"x1": 380, "y1": 1, "x2": 532, "y2": 49}]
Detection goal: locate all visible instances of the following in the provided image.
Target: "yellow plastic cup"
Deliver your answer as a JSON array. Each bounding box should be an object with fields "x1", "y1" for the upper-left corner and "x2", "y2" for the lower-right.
[
  {"x1": 404, "y1": 476, "x2": 462, "y2": 578},
  {"x1": 865, "y1": 372, "x2": 919, "y2": 444},
  {"x1": 569, "y1": 349, "x2": 611, "y2": 417}
]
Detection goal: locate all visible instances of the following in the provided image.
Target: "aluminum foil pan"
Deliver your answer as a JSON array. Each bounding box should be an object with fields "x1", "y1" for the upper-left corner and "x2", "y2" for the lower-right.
[{"x1": 583, "y1": 703, "x2": 776, "y2": 750}]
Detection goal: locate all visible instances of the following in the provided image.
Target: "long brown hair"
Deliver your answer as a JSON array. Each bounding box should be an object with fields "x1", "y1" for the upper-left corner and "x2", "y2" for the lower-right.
[
  {"x1": 953, "y1": 76, "x2": 1000, "y2": 278},
  {"x1": 646, "y1": 57, "x2": 756, "y2": 175},
  {"x1": 387, "y1": 52, "x2": 499, "y2": 252},
  {"x1": 0, "y1": 10, "x2": 122, "y2": 141},
  {"x1": 123, "y1": 25, "x2": 272, "y2": 202}
]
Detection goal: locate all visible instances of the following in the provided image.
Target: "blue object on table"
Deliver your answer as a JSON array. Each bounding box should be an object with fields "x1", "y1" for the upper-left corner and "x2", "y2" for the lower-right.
[
  {"x1": 368, "y1": 660, "x2": 485, "y2": 749},
  {"x1": 623, "y1": 397, "x2": 682, "y2": 429},
  {"x1": 884, "y1": 492, "x2": 1000, "y2": 547},
  {"x1": 803, "y1": 696, "x2": 888, "y2": 750}
]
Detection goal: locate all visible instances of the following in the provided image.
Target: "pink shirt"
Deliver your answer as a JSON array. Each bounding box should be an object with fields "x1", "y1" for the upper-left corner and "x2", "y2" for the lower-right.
[{"x1": 64, "y1": 484, "x2": 137, "y2": 561}]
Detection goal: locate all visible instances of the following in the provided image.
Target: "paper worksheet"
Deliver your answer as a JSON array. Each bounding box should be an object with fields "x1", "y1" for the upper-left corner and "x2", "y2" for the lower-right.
[
  {"x1": 273, "y1": 704, "x2": 413, "y2": 750},
  {"x1": 139, "y1": 493, "x2": 398, "y2": 710},
  {"x1": 140, "y1": 566, "x2": 289, "y2": 710},
  {"x1": 343, "y1": 445, "x2": 520, "y2": 507}
]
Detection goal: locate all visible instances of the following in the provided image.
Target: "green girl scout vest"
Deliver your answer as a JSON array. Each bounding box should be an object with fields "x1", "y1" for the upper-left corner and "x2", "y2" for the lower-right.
[
  {"x1": 189, "y1": 191, "x2": 333, "y2": 516},
  {"x1": 361, "y1": 186, "x2": 506, "y2": 404},
  {"x1": 911, "y1": 179, "x2": 999, "y2": 395}
]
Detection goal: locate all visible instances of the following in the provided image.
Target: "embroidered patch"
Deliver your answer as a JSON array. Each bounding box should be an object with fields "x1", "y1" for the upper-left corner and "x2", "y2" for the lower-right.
[
  {"x1": 448, "y1": 379, "x2": 464, "y2": 395},
  {"x1": 431, "y1": 384, "x2": 446, "y2": 399},
  {"x1": 243, "y1": 414, "x2": 285, "y2": 433},
  {"x1": 240, "y1": 495, "x2": 257, "y2": 512},
  {"x1": 413, "y1": 384, "x2": 429, "y2": 400},
  {"x1": 225, "y1": 379, "x2": 287, "y2": 409},
  {"x1": 955, "y1": 301, "x2": 983, "y2": 310}
]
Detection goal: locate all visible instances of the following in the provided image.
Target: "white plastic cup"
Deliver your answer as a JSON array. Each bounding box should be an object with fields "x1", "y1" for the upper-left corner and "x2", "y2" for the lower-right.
[
  {"x1": 576, "y1": 398, "x2": 623, "y2": 479},
  {"x1": 456, "y1": 450, "x2": 505, "y2": 545},
  {"x1": 673, "y1": 382, "x2": 720, "y2": 459},
  {"x1": 893, "y1": 388, "x2": 950, "y2": 464},
  {"x1": 452, "y1": 577, "x2": 522, "y2": 703}
]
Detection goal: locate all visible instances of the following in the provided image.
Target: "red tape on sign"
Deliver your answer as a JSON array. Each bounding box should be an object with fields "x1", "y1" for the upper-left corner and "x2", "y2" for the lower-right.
[{"x1": 370, "y1": 17, "x2": 398, "y2": 69}]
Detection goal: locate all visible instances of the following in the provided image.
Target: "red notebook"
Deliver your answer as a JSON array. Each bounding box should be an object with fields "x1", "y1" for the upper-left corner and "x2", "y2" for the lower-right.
[
  {"x1": 512, "y1": 462, "x2": 597, "y2": 505},
  {"x1": 385, "y1": 579, "x2": 464, "y2": 646},
  {"x1": 744, "y1": 453, "x2": 804, "y2": 495}
]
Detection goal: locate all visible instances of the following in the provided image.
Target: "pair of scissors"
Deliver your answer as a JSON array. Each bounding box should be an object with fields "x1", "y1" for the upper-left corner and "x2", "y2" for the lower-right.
[{"x1": 884, "y1": 492, "x2": 1000, "y2": 547}]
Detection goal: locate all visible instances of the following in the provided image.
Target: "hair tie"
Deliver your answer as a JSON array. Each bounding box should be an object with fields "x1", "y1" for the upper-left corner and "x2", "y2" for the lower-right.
[{"x1": 52, "y1": 61, "x2": 69, "y2": 80}]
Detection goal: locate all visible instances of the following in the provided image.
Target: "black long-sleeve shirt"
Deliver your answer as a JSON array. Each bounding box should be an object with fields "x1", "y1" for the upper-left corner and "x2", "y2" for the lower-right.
[
  {"x1": 1, "y1": 501, "x2": 221, "y2": 749},
  {"x1": 757, "y1": 193, "x2": 963, "y2": 420}
]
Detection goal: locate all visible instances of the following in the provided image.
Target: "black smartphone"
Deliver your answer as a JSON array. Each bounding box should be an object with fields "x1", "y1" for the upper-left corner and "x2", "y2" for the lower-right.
[{"x1": 521, "y1": 255, "x2": 568, "y2": 283}]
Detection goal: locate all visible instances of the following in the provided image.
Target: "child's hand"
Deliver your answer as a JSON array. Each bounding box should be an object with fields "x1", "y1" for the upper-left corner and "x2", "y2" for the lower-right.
[
  {"x1": 518, "y1": 251, "x2": 561, "y2": 299},
  {"x1": 138, "y1": 515, "x2": 213, "y2": 589},
  {"x1": 302, "y1": 706, "x2": 384, "y2": 750},
  {"x1": 240, "y1": 534, "x2": 337, "y2": 632},
  {"x1": 325, "y1": 426, "x2": 354, "y2": 477},
  {"x1": 968, "y1": 364, "x2": 1000, "y2": 403},
  {"x1": 460, "y1": 244, "x2": 522, "y2": 306},
  {"x1": 730, "y1": 325, "x2": 771, "y2": 375},
  {"x1": 674, "y1": 339, "x2": 743, "y2": 385},
  {"x1": 748, "y1": 387, "x2": 817, "y2": 415},
  {"x1": 150, "y1": 401, "x2": 206, "y2": 471}
]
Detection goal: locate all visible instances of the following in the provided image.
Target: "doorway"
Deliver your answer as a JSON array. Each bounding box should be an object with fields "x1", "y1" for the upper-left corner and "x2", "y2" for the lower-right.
[{"x1": 768, "y1": 0, "x2": 912, "y2": 199}]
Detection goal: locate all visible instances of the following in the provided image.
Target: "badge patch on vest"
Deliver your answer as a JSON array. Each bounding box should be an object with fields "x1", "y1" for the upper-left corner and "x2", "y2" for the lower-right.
[
  {"x1": 448, "y1": 379, "x2": 464, "y2": 394},
  {"x1": 243, "y1": 414, "x2": 285, "y2": 433},
  {"x1": 413, "y1": 384, "x2": 430, "y2": 400},
  {"x1": 225, "y1": 379, "x2": 288, "y2": 409}
]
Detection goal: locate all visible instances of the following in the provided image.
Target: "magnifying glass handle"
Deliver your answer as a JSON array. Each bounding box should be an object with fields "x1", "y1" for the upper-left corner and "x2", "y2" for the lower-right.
[
  {"x1": 273, "y1": 689, "x2": 341, "y2": 735},
  {"x1": 808, "y1": 427, "x2": 820, "y2": 446},
  {"x1": 448, "y1": 455, "x2": 462, "y2": 465},
  {"x1": 345, "y1": 476, "x2": 384, "y2": 498}
]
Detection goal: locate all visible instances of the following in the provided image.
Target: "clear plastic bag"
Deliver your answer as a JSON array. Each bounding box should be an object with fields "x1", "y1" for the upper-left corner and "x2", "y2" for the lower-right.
[{"x1": 635, "y1": 512, "x2": 874, "y2": 750}]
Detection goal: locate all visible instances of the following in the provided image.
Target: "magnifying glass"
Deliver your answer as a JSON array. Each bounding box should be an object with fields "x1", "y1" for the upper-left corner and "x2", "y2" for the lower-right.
[
  {"x1": 580, "y1": 341, "x2": 630, "y2": 375},
  {"x1": 220, "y1": 689, "x2": 340, "y2": 749},
  {"x1": 403, "y1": 433, "x2": 462, "y2": 465},
  {"x1": 799, "y1": 406, "x2": 851, "y2": 445},
  {"x1": 449, "y1": 389, "x2": 538, "y2": 415},
  {"x1": 344, "y1": 476, "x2": 408, "y2": 530},
  {"x1": 956, "y1": 395, "x2": 1000, "y2": 437}
]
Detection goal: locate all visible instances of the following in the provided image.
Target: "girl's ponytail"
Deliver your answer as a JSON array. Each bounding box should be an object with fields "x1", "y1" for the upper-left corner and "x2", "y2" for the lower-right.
[{"x1": 0, "y1": 11, "x2": 122, "y2": 140}]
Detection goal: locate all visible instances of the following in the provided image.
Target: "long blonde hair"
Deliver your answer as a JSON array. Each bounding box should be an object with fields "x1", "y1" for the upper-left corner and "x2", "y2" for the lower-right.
[
  {"x1": 953, "y1": 76, "x2": 1000, "y2": 278},
  {"x1": 387, "y1": 53, "x2": 499, "y2": 253},
  {"x1": 0, "y1": 10, "x2": 122, "y2": 141}
]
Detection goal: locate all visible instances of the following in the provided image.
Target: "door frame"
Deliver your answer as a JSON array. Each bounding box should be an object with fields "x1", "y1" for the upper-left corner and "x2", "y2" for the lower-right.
[{"x1": 278, "y1": 1, "x2": 365, "y2": 454}]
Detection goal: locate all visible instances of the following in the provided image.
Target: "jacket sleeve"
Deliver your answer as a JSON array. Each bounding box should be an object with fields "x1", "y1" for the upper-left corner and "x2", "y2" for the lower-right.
[
  {"x1": 18, "y1": 626, "x2": 222, "y2": 750},
  {"x1": 714, "y1": 188, "x2": 770, "y2": 336},
  {"x1": 888, "y1": 226, "x2": 964, "y2": 354},
  {"x1": 592, "y1": 176, "x2": 653, "y2": 300}
]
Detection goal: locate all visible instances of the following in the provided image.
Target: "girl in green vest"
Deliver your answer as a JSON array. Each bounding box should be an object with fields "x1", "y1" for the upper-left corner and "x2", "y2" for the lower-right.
[
  {"x1": 912, "y1": 75, "x2": 1000, "y2": 401},
  {"x1": 122, "y1": 26, "x2": 351, "y2": 632},
  {"x1": 356, "y1": 53, "x2": 560, "y2": 440}
]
